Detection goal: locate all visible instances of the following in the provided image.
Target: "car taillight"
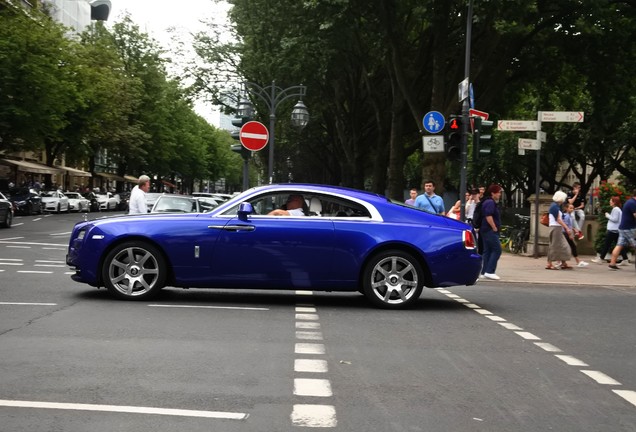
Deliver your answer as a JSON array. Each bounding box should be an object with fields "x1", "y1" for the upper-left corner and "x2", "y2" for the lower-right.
[{"x1": 463, "y1": 230, "x2": 476, "y2": 249}]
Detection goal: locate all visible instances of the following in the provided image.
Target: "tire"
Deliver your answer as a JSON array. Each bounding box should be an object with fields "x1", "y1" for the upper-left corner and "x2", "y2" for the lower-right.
[
  {"x1": 27, "y1": 203, "x2": 33, "y2": 216},
  {"x1": 1, "y1": 211, "x2": 12, "y2": 228},
  {"x1": 102, "y1": 241, "x2": 166, "y2": 300},
  {"x1": 362, "y1": 249, "x2": 424, "y2": 309},
  {"x1": 56, "y1": 203, "x2": 61, "y2": 214}
]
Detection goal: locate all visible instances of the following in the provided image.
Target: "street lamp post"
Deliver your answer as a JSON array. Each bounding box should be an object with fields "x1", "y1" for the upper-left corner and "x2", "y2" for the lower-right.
[{"x1": 243, "y1": 81, "x2": 309, "y2": 184}]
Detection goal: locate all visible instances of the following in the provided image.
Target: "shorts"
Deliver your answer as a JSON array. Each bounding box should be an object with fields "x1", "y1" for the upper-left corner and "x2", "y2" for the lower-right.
[{"x1": 617, "y1": 228, "x2": 636, "y2": 248}]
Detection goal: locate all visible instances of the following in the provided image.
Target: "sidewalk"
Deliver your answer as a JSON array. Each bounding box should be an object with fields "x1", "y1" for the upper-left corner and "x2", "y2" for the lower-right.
[{"x1": 491, "y1": 253, "x2": 636, "y2": 288}]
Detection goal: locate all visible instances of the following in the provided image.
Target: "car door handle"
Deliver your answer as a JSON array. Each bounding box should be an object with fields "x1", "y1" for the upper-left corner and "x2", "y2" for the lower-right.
[{"x1": 208, "y1": 225, "x2": 255, "y2": 232}]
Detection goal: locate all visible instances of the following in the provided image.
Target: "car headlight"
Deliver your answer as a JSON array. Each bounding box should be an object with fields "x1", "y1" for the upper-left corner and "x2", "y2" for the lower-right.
[{"x1": 77, "y1": 229, "x2": 86, "y2": 240}]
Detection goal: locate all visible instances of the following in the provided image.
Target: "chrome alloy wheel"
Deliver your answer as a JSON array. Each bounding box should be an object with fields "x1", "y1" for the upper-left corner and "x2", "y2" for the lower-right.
[
  {"x1": 107, "y1": 246, "x2": 161, "y2": 297},
  {"x1": 368, "y1": 255, "x2": 420, "y2": 307}
]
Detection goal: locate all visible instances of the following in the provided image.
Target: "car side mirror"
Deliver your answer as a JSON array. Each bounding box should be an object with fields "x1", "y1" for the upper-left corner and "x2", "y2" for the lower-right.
[{"x1": 237, "y1": 202, "x2": 253, "y2": 221}]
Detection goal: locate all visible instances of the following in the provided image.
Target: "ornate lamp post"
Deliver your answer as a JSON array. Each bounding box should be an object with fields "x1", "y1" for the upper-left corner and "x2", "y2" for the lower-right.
[{"x1": 244, "y1": 81, "x2": 309, "y2": 184}]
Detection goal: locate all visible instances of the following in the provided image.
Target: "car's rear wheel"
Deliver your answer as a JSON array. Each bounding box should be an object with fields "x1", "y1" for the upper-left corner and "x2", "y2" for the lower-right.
[
  {"x1": 362, "y1": 250, "x2": 423, "y2": 309},
  {"x1": 102, "y1": 242, "x2": 166, "y2": 300}
]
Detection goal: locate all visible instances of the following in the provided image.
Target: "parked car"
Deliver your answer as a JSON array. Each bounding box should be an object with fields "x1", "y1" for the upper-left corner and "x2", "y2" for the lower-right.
[
  {"x1": 64, "y1": 192, "x2": 91, "y2": 212},
  {"x1": 150, "y1": 195, "x2": 219, "y2": 213},
  {"x1": 96, "y1": 192, "x2": 118, "y2": 211},
  {"x1": 0, "y1": 191, "x2": 14, "y2": 228},
  {"x1": 8, "y1": 188, "x2": 42, "y2": 215},
  {"x1": 116, "y1": 192, "x2": 130, "y2": 211},
  {"x1": 66, "y1": 184, "x2": 481, "y2": 309},
  {"x1": 40, "y1": 190, "x2": 69, "y2": 213}
]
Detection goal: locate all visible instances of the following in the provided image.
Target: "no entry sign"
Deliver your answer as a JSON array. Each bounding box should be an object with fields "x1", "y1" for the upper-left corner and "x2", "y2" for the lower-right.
[{"x1": 239, "y1": 121, "x2": 269, "y2": 151}]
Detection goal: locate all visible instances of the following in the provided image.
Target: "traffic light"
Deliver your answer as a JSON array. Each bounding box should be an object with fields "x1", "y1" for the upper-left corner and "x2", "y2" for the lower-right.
[
  {"x1": 445, "y1": 115, "x2": 461, "y2": 161},
  {"x1": 231, "y1": 116, "x2": 251, "y2": 159},
  {"x1": 473, "y1": 117, "x2": 493, "y2": 161}
]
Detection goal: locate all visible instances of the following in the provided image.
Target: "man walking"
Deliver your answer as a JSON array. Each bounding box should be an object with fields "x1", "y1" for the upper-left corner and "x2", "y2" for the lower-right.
[
  {"x1": 128, "y1": 175, "x2": 151, "y2": 214},
  {"x1": 414, "y1": 180, "x2": 445, "y2": 215},
  {"x1": 608, "y1": 189, "x2": 636, "y2": 270}
]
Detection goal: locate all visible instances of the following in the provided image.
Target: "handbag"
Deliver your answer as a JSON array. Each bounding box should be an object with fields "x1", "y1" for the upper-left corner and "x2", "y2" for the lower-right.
[{"x1": 540, "y1": 212, "x2": 549, "y2": 227}]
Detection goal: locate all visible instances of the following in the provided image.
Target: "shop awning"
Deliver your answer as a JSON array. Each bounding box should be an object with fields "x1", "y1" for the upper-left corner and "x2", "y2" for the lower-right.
[
  {"x1": 55, "y1": 165, "x2": 92, "y2": 177},
  {"x1": 162, "y1": 179, "x2": 177, "y2": 188},
  {"x1": 1, "y1": 159, "x2": 63, "y2": 175},
  {"x1": 95, "y1": 172, "x2": 125, "y2": 181},
  {"x1": 124, "y1": 175, "x2": 138, "y2": 183}
]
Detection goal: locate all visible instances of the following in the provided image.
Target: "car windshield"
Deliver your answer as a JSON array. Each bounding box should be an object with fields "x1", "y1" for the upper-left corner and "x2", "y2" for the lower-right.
[
  {"x1": 65, "y1": 193, "x2": 80, "y2": 199},
  {"x1": 153, "y1": 196, "x2": 197, "y2": 213},
  {"x1": 41, "y1": 191, "x2": 57, "y2": 197}
]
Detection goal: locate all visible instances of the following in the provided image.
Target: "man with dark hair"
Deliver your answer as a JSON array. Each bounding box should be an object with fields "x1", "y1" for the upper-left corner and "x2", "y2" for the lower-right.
[
  {"x1": 567, "y1": 182, "x2": 586, "y2": 239},
  {"x1": 414, "y1": 180, "x2": 444, "y2": 214},
  {"x1": 404, "y1": 188, "x2": 418, "y2": 206}
]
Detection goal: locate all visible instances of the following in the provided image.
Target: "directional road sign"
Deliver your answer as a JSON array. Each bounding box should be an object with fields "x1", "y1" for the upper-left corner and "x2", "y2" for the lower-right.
[
  {"x1": 539, "y1": 111, "x2": 584, "y2": 123},
  {"x1": 239, "y1": 121, "x2": 269, "y2": 151},
  {"x1": 518, "y1": 138, "x2": 541, "y2": 150},
  {"x1": 497, "y1": 120, "x2": 540, "y2": 131},
  {"x1": 422, "y1": 135, "x2": 444, "y2": 153},
  {"x1": 422, "y1": 111, "x2": 445, "y2": 134}
]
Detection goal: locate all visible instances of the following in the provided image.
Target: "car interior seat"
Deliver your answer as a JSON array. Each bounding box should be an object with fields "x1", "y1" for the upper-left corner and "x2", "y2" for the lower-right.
[{"x1": 309, "y1": 197, "x2": 322, "y2": 216}]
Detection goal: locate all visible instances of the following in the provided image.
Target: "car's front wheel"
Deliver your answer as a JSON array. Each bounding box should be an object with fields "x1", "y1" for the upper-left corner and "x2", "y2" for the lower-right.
[
  {"x1": 362, "y1": 250, "x2": 424, "y2": 309},
  {"x1": 1, "y1": 210, "x2": 12, "y2": 228},
  {"x1": 102, "y1": 242, "x2": 166, "y2": 300}
]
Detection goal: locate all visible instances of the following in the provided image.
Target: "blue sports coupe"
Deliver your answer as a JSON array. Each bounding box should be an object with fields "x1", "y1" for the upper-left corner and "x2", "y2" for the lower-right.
[{"x1": 66, "y1": 184, "x2": 481, "y2": 309}]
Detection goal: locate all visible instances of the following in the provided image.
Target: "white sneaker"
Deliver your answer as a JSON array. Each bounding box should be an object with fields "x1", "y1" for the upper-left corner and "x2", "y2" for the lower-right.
[
  {"x1": 577, "y1": 261, "x2": 589, "y2": 267},
  {"x1": 590, "y1": 257, "x2": 603, "y2": 264},
  {"x1": 483, "y1": 273, "x2": 501, "y2": 280},
  {"x1": 478, "y1": 274, "x2": 485, "y2": 279},
  {"x1": 618, "y1": 260, "x2": 630, "y2": 266}
]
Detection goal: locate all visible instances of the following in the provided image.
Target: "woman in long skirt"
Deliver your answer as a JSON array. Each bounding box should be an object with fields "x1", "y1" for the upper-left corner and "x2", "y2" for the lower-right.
[{"x1": 546, "y1": 191, "x2": 573, "y2": 270}]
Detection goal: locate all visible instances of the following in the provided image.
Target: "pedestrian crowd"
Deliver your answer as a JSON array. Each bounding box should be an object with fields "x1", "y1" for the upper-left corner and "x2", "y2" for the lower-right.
[{"x1": 405, "y1": 180, "x2": 636, "y2": 281}]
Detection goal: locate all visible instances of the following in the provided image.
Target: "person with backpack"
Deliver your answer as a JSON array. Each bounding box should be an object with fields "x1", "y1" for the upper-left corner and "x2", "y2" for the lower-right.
[{"x1": 479, "y1": 184, "x2": 504, "y2": 280}]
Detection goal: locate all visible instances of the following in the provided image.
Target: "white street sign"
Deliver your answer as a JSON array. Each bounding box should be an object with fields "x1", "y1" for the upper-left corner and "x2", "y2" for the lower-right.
[
  {"x1": 518, "y1": 138, "x2": 541, "y2": 150},
  {"x1": 497, "y1": 120, "x2": 540, "y2": 131},
  {"x1": 422, "y1": 135, "x2": 444, "y2": 153},
  {"x1": 540, "y1": 111, "x2": 584, "y2": 123},
  {"x1": 538, "y1": 131, "x2": 547, "y2": 142}
]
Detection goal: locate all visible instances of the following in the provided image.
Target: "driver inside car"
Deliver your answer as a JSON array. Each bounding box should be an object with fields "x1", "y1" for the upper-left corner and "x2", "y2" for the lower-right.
[{"x1": 268, "y1": 194, "x2": 306, "y2": 216}]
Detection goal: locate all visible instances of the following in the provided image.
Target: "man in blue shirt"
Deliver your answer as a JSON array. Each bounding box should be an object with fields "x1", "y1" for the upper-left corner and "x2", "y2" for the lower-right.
[
  {"x1": 414, "y1": 180, "x2": 445, "y2": 214},
  {"x1": 608, "y1": 189, "x2": 636, "y2": 270}
]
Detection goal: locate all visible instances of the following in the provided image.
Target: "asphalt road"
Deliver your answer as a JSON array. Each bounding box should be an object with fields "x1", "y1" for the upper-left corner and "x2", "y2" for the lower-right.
[{"x1": 1, "y1": 212, "x2": 635, "y2": 431}]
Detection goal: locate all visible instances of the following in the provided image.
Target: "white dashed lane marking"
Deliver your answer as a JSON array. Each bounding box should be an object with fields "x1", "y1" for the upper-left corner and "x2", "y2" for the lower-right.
[{"x1": 434, "y1": 288, "x2": 636, "y2": 411}]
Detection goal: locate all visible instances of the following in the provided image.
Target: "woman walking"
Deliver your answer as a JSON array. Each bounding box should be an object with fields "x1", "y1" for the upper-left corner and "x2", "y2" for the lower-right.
[{"x1": 546, "y1": 191, "x2": 573, "y2": 270}]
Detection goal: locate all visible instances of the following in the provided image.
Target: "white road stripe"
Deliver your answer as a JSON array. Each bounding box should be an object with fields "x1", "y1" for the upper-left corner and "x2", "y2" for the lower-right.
[
  {"x1": 0, "y1": 399, "x2": 248, "y2": 420},
  {"x1": 7, "y1": 246, "x2": 31, "y2": 249},
  {"x1": 17, "y1": 271, "x2": 53, "y2": 274},
  {"x1": 296, "y1": 306, "x2": 317, "y2": 313},
  {"x1": 291, "y1": 404, "x2": 337, "y2": 427},
  {"x1": 465, "y1": 304, "x2": 481, "y2": 309},
  {"x1": 296, "y1": 313, "x2": 319, "y2": 321},
  {"x1": 474, "y1": 309, "x2": 493, "y2": 315},
  {"x1": 295, "y1": 359, "x2": 328, "y2": 373},
  {"x1": 34, "y1": 264, "x2": 66, "y2": 268},
  {"x1": 0, "y1": 237, "x2": 24, "y2": 240},
  {"x1": 296, "y1": 331, "x2": 323, "y2": 340},
  {"x1": 0, "y1": 302, "x2": 57, "y2": 306},
  {"x1": 515, "y1": 331, "x2": 541, "y2": 340},
  {"x1": 43, "y1": 247, "x2": 66, "y2": 250},
  {"x1": 0, "y1": 241, "x2": 66, "y2": 247},
  {"x1": 499, "y1": 322, "x2": 523, "y2": 330},
  {"x1": 295, "y1": 290, "x2": 313, "y2": 295},
  {"x1": 445, "y1": 294, "x2": 461, "y2": 299},
  {"x1": 296, "y1": 322, "x2": 320, "y2": 329},
  {"x1": 0, "y1": 262, "x2": 24, "y2": 266},
  {"x1": 435, "y1": 289, "x2": 451, "y2": 293},
  {"x1": 554, "y1": 355, "x2": 589, "y2": 366},
  {"x1": 35, "y1": 260, "x2": 65, "y2": 264},
  {"x1": 148, "y1": 304, "x2": 268, "y2": 311},
  {"x1": 485, "y1": 315, "x2": 506, "y2": 322},
  {"x1": 295, "y1": 343, "x2": 325, "y2": 355},
  {"x1": 10, "y1": 223, "x2": 24, "y2": 227},
  {"x1": 0, "y1": 258, "x2": 23, "y2": 261},
  {"x1": 455, "y1": 298, "x2": 469, "y2": 303},
  {"x1": 580, "y1": 370, "x2": 621, "y2": 385},
  {"x1": 294, "y1": 378, "x2": 332, "y2": 397},
  {"x1": 534, "y1": 342, "x2": 561, "y2": 352},
  {"x1": 613, "y1": 390, "x2": 636, "y2": 407},
  {"x1": 50, "y1": 232, "x2": 72, "y2": 236}
]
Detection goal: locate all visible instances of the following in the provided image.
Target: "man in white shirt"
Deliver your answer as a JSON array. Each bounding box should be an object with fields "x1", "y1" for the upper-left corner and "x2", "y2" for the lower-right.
[
  {"x1": 128, "y1": 175, "x2": 151, "y2": 214},
  {"x1": 269, "y1": 194, "x2": 306, "y2": 216}
]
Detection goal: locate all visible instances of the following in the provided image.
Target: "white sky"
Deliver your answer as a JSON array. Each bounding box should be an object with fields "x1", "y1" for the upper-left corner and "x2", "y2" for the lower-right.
[{"x1": 108, "y1": 1, "x2": 232, "y2": 126}]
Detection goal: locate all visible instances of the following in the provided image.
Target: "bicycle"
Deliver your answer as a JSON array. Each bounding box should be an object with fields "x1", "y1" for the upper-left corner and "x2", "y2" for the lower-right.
[
  {"x1": 499, "y1": 224, "x2": 513, "y2": 250},
  {"x1": 508, "y1": 214, "x2": 531, "y2": 254}
]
